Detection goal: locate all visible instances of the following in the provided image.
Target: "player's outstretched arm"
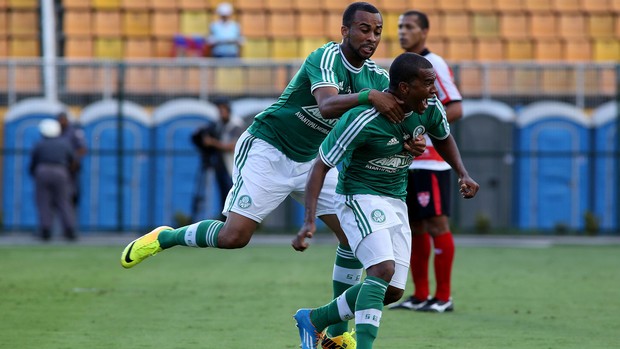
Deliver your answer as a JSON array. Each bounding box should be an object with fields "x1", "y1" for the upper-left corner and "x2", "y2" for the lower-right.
[
  {"x1": 313, "y1": 87, "x2": 404, "y2": 122},
  {"x1": 292, "y1": 157, "x2": 331, "y2": 251},
  {"x1": 432, "y1": 135, "x2": 479, "y2": 199}
]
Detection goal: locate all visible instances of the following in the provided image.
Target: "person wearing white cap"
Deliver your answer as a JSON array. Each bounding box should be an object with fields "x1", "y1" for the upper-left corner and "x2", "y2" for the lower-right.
[
  {"x1": 30, "y1": 118, "x2": 78, "y2": 241},
  {"x1": 207, "y1": 2, "x2": 244, "y2": 58}
]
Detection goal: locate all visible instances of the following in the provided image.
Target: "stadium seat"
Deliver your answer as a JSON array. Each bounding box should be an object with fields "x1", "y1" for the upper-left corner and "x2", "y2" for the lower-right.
[
  {"x1": 593, "y1": 39, "x2": 620, "y2": 61},
  {"x1": 297, "y1": 12, "x2": 326, "y2": 38},
  {"x1": 235, "y1": 0, "x2": 265, "y2": 11},
  {"x1": 541, "y1": 68, "x2": 576, "y2": 94},
  {"x1": 495, "y1": 0, "x2": 524, "y2": 12},
  {"x1": 245, "y1": 67, "x2": 277, "y2": 94},
  {"x1": 324, "y1": 11, "x2": 343, "y2": 41},
  {"x1": 125, "y1": 38, "x2": 153, "y2": 58},
  {"x1": 123, "y1": 11, "x2": 151, "y2": 38},
  {"x1": 529, "y1": 13, "x2": 558, "y2": 40},
  {"x1": 179, "y1": 10, "x2": 209, "y2": 35},
  {"x1": 9, "y1": 10, "x2": 39, "y2": 37},
  {"x1": 63, "y1": 0, "x2": 91, "y2": 9},
  {"x1": 612, "y1": 0, "x2": 620, "y2": 12},
  {"x1": 438, "y1": 0, "x2": 466, "y2": 11},
  {"x1": 122, "y1": 0, "x2": 148, "y2": 10},
  {"x1": 63, "y1": 10, "x2": 92, "y2": 37},
  {"x1": 64, "y1": 37, "x2": 94, "y2": 57},
  {"x1": 0, "y1": 11, "x2": 7, "y2": 36},
  {"x1": 475, "y1": 38, "x2": 505, "y2": 61},
  {"x1": 580, "y1": 0, "x2": 610, "y2": 13},
  {"x1": 442, "y1": 13, "x2": 471, "y2": 39},
  {"x1": 8, "y1": 0, "x2": 37, "y2": 9},
  {"x1": 533, "y1": 39, "x2": 563, "y2": 61},
  {"x1": 239, "y1": 11, "x2": 268, "y2": 38},
  {"x1": 241, "y1": 38, "x2": 270, "y2": 58},
  {"x1": 500, "y1": 13, "x2": 528, "y2": 40},
  {"x1": 485, "y1": 67, "x2": 511, "y2": 94},
  {"x1": 153, "y1": 38, "x2": 174, "y2": 57},
  {"x1": 179, "y1": 0, "x2": 208, "y2": 10},
  {"x1": 214, "y1": 66, "x2": 244, "y2": 94},
  {"x1": 511, "y1": 68, "x2": 539, "y2": 94},
  {"x1": 0, "y1": 38, "x2": 8, "y2": 57},
  {"x1": 93, "y1": 11, "x2": 122, "y2": 37},
  {"x1": 382, "y1": 12, "x2": 400, "y2": 40},
  {"x1": 446, "y1": 38, "x2": 475, "y2": 61},
  {"x1": 12, "y1": 66, "x2": 42, "y2": 92},
  {"x1": 587, "y1": 14, "x2": 614, "y2": 39},
  {"x1": 150, "y1": 0, "x2": 178, "y2": 10},
  {"x1": 125, "y1": 66, "x2": 156, "y2": 93},
  {"x1": 265, "y1": 0, "x2": 292, "y2": 11},
  {"x1": 407, "y1": 0, "x2": 439, "y2": 12},
  {"x1": 551, "y1": 0, "x2": 581, "y2": 12},
  {"x1": 298, "y1": 38, "x2": 327, "y2": 56},
  {"x1": 66, "y1": 67, "x2": 98, "y2": 93},
  {"x1": 472, "y1": 13, "x2": 500, "y2": 39},
  {"x1": 271, "y1": 38, "x2": 299, "y2": 58},
  {"x1": 558, "y1": 13, "x2": 587, "y2": 39},
  {"x1": 425, "y1": 38, "x2": 447, "y2": 57},
  {"x1": 151, "y1": 11, "x2": 179, "y2": 38},
  {"x1": 268, "y1": 12, "x2": 297, "y2": 38},
  {"x1": 563, "y1": 39, "x2": 592, "y2": 61},
  {"x1": 9, "y1": 36, "x2": 38, "y2": 56},
  {"x1": 505, "y1": 39, "x2": 534, "y2": 60},
  {"x1": 373, "y1": 37, "x2": 391, "y2": 58},
  {"x1": 293, "y1": 0, "x2": 322, "y2": 11},
  {"x1": 321, "y1": 0, "x2": 352, "y2": 12},
  {"x1": 458, "y1": 66, "x2": 483, "y2": 95},
  {"x1": 523, "y1": 0, "x2": 552, "y2": 12},
  {"x1": 95, "y1": 38, "x2": 123, "y2": 58},
  {"x1": 376, "y1": 0, "x2": 407, "y2": 12},
  {"x1": 93, "y1": 0, "x2": 121, "y2": 9},
  {"x1": 466, "y1": 0, "x2": 496, "y2": 13}
]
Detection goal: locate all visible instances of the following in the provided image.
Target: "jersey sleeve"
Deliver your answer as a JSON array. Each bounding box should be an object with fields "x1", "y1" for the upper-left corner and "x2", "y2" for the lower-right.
[
  {"x1": 426, "y1": 53, "x2": 462, "y2": 105},
  {"x1": 319, "y1": 106, "x2": 373, "y2": 167},
  {"x1": 425, "y1": 97, "x2": 450, "y2": 140},
  {"x1": 306, "y1": 44, "x2": 341, "y2": 94}
]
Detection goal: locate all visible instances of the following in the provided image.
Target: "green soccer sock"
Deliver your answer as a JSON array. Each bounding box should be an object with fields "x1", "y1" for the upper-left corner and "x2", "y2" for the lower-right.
[
  {"x1": 158, "y1": 220, "x2": 224, "y2": 249},
  {"x1": 327, "y1": 244, "x2": 364, "y2": 337},
  {"x1": 355, "y1": 276, "x2": 388, "y2": 349},
  {"x1": 310, "y1": 282, "x2": 362, "y2": 333}
]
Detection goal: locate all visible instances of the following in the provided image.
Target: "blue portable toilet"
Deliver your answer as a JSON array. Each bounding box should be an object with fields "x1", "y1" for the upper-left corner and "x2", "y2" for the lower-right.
[
  {"x1": 79, "y1": 99, "x2": 151, "y2": 231},
  {"x1": 152, "y1": 99, "x2": 218, "y2": 226},
  {"x1": 592, "y1": 101, "x2": 618, "y2": 231},
  {"x1": 2, "y1": 98, "x2": 70, "y2": 230},
  {"x1": 516, "y1": 101, "x2": 590, "y2": 231},
  {"x1": 456, "y1": 99, "x2": 516, "y2": 230}
]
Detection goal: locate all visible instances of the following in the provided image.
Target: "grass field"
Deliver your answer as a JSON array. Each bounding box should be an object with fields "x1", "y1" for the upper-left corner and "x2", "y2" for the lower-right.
[{"x1": 1, "y1": 241, "x2": 619, "y2": 349}]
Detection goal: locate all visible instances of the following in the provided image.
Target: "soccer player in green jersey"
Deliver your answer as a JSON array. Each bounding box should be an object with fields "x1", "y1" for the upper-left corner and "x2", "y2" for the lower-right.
[
  {"x1": 120, "y1": 1, "x2": 425, "y2": 339},
  {"x1": 293, "y1": 52, "x2": 479, "y2": 349}
]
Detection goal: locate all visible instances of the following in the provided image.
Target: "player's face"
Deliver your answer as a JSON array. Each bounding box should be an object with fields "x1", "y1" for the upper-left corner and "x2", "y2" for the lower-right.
[
  {"x1": 398, "y1": 15, "x2": 427, "y2": 53},
  {"x1": 342, "y1": 11, "x2": 383, "y2": 63},
  {"x1": 402, "y1": 68, "x2": 437, "y2": 114}
]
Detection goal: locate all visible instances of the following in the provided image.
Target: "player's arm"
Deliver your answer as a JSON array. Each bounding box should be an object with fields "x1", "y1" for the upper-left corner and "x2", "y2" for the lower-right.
[
  {"x1": 313, "y1": 87, "x2": 405, "y2": 122},
  {"x1": 431, "y1": 135, "x2": 479, "y2": 199},
  {"x1": 444, "y1": 100, "x2": 463, "y2": 124},
  {"x1": 291, "y1": 157, "x2": 331, "y2": 252}
]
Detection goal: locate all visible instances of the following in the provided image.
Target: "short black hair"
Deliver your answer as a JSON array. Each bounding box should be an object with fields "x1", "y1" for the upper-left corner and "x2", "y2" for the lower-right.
[
  {"x1": 402, "y1": 10, "x2": 429, "y2": 30},
  {"x1": 213, "y1": 97, "x2": 231, "y2": 110},
  {"x1": 389, "y1": 52, "x2": 433, "y2": 90},
  {"x1": 342, "y1": 2, "x2": 380, "y2": 28}
]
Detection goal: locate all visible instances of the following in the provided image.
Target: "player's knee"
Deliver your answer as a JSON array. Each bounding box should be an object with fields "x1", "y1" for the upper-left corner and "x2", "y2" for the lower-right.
[
  {"x1": 384, "y1": 286, "x2": 403, "y2": 305},
  {"x1": 367, "y1": 261, "x2": 395, "y2": 283},
  {"x1": 217, "y1": 227, "x2": 252, "y2": 248}
]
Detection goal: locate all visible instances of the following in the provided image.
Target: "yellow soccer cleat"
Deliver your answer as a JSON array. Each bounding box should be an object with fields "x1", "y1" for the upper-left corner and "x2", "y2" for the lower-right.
[
  {"x1": 320, "y1": 330, "x2": 356, "y2": 349},
  {"x1": 120, "y1": 226, "x2": 172, "y2": 269}
]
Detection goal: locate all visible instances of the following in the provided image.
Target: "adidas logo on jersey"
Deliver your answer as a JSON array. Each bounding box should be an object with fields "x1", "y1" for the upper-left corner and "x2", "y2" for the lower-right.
[{"x1": 387, "y1": 137, "x2": 399, "y2": 145}]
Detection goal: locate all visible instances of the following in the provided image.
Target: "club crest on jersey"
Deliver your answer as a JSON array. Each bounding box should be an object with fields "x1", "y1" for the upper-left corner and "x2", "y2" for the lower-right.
[
  {"x1": 371, "y1": 209, "x2": 386, "y2": 223},
  {"x1": 413, "y1": 125, "x2": 425, "y2": 138},
  {"x1": 417, "y1": 192, "x2": 430, "y2": 207},
  {"x1": 237, "y1": 195, "x2": 252, "y2": 209}
]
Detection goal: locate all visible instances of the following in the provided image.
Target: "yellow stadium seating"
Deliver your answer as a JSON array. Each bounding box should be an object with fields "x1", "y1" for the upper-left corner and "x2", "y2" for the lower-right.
[
  {"x1": 266, "y1": 0, "x2": 292, "y2": 11},
  {"x1": 324, "y1": 11, "x2": 343, "y2": 41},
  {"x1": 322, "y1": 0, "x2": 353, "y2": 12},
  {"x1": 150, "y1": 0, "x2": 177, "y2": 10},
  {"x1": 466, "y1": 0, "x2": 496, "y2": 13},
  {"x1": 442, "y1": 13, "x2": 471, "y2": 39},
  {"x1": 505, "y1": 39, "x2": 534, "y2": 60},
  {"x1": 475, "y1": 38, "x2": 505, "y2": 61},
  {"x1": 293, "y1": 0, "x2": 322, "y2": 11},
  {"x1": 376, "y1": 0, "x2": 407, "y2": 12},
  {"x1": 235, "y1": 0, "x2": 265, "y2": 11},
  {"x1": 551, "y1": 0, "x2": 581, "y2": 13},
  {"x1": 472, "y1": 13, "x2": 500, "y2": 39},
  {"x1": 297, "y1": 12, "x2": 326, "y2": 38},
  {"x1": 214, "y1": 66, "x2": 244, "y2": 93},
  {"x1": 179, "y1": 10, "x2": 209, "y2": 35},
  {"x1": 151, "y1": 11, "x2": 179, "y2": 38},
  {"x1": 372, "y1": 37, "x2": 390, "y2": 58},
  {"x1": 558, "y1": 13, "x2": 587, "y2": 39},
  {"x1": 381, "y1": 12, "x2": 400, "y2": 40},
  {"x1": 529, "y1": 13, "x2": 558, "y2": 40},
  {"x1": 93, "y1": 0, "x2": 121, "y2": 10},
  {"x1": 63, "y1": 0, "x2": 91, "y2": 9},
  {"x1": 563, "y1": 39, "x2": 592, "y2": 61},
  {"x1": 593, "y1": 39, "x2": 620, "y2": 61},
  {"x1": 580, "y1": 0, "x2": 610, "y2": 13},
  {"x1": 9, "y1": 10, "x2": 39, "y2": 36},
  {"x1": 122, "y1": 0, "x2": 148, "y2": 10},
  {"x1": 245, "y1": 67, "x2": 277, "y2": 93},
  {"x1": 63, "y1": 10, "x2": 92, "y2": 37},
  {"x1": 123, "y1": 11, "x2": 151, "y2": 37},
  {"x1": 65, "y1": 37, "x2": 94, "y2": 57},
  {"x1": 496, "y1": 0, "x2": 524, "y2": 12},
  {"x1": 239, "y1": 11, "x2": 268, "y2": 38},
  {"x1": 500, "y1": 13, "x2": 528, "y2": 40},
  {"x1": 8, "y1": 0, "x2": 36, "y2": 9},
  {"x1": 93, "y1": 11, "x2": 122, "y2": 37},
  {"x1": 407, "y1": 0, "x2": 439, "y2": 12},
  {"x1": 125, "y1": 38, "x2": 154, "y2": 58},
  {"x1": 446, "y1": 38, "x2": 475, "y2": 61},
  {"x1": 523, "y1": 0, "x2": 552, "y2": 12},
  {"x1": 271, "y1": 39, "x2": 299, "y2": 59},
  {"x1": 179, "y1": 0, "x2": 208, "y2": 10},
  {"x1": 534, "y1": 39, "x2": 563, "y2": 61},
  {"x1": 241, "y1": 38, "x2": 270, "y2": 58},
  {"x1": 425, "y1": 38, "x2": 447, "y2": 57},
  {"x1": 587, "y1": 14, "x2": 615, "y2": 39},
  {"x1": 268, "y1": 12, "x2": 297, "y2": 38},
  {"x1": 10, "y1": 36, "x2": 38, "y2": 56},
  {"x1": 95, "y1": 38, "x2": 123, "y2": 58},
  {"x1": 153, "y1": 38, "x2": 174, "y2": 57},
  {"x1": 439, "y1": 0, "x2": 466, "y2": 11}
]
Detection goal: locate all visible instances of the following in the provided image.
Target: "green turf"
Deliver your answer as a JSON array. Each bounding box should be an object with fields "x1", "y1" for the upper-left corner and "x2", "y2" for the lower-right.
[{"x1": 0, "y1": 243, "x2": 618, "y2": 348}]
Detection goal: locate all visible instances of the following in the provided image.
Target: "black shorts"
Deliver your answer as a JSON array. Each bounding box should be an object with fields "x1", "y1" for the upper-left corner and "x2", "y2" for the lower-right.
[{"x1": 406, "y1": 169, "x2": 451, "y2": 221}]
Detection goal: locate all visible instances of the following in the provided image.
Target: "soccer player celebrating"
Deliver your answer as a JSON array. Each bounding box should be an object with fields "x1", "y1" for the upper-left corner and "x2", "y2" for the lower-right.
[
  {"x1": 120, "y1": 1, "x2": 425, "y2": 340},
  {"x1": 389, "y1": 10, "x2": 465, "y2": 313},
  {"x1": 293, "y1": 52, "x2": 479, "y2": 349}
]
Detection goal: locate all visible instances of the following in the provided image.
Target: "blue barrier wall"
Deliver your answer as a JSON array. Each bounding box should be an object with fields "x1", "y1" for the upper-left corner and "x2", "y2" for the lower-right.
[
  {"x1": 516, "y1": 102, "x2": 590, "y2": 230},
  {"x1": 152, "y1": 99, "x2": 219, "y2": 226},
  {"x1": 592, "y1": 101, "x2": 618, "y2": 230},
  {"x1": 79, "y1": 100, "x2": 151, "y2": 230},
  {"x1": 2, "y1": 98, "x2": 69, "y2": 228}
]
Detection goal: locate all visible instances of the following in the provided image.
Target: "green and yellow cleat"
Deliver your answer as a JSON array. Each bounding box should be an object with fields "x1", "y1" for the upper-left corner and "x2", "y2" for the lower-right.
[
  {"x1": 120, "y1": 226, "x2": 172, "y2": 269},
  {"x1": 320, "y1": 330, "x2": 356, "y2": 349}
]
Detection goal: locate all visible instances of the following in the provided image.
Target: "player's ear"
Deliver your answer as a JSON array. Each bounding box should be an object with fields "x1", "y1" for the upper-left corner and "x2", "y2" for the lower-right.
[{"x1": 341, "y1": 25, "x2": 349, "y2": 39}]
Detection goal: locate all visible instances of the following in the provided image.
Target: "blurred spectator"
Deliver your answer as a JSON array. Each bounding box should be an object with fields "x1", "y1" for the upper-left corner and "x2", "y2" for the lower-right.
[
  {"x1": 57, "y1": 112, "x2": 87, "y2": 207},
  {"x1": 30, "y1": 119, "x2": 77, "y2": 241},
  {"x1": 207, "y1": 2, "x2": 244, "y2": 58}
]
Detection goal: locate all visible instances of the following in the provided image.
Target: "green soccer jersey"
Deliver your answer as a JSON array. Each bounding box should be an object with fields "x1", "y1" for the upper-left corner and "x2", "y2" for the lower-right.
[
  {"x1": 319, "y1": 96, "x2": 449, "y2": 200},
  {"x1": 247, "y1": 42, "x2": 390, "y2": 163}
]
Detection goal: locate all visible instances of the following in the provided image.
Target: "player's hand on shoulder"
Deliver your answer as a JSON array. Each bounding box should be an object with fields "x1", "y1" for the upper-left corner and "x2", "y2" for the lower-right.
[
  {"x1": 458, "y1": 175, "x2": 479, "y2": 199},
  {"x1": 369, "y1": 90, "x2": 405, "y2": 123}
]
